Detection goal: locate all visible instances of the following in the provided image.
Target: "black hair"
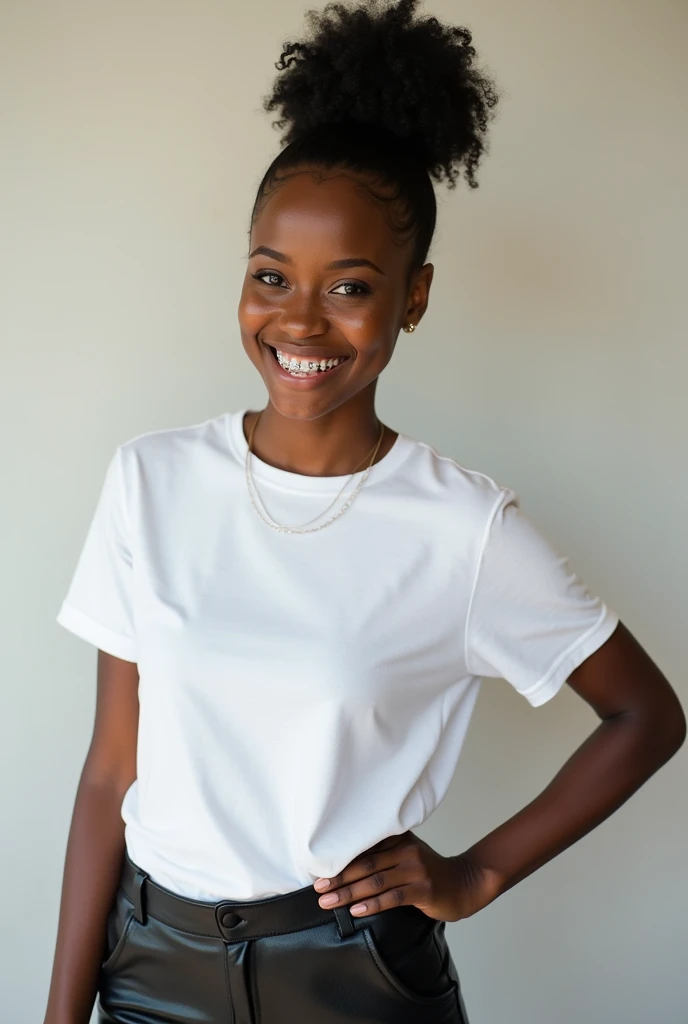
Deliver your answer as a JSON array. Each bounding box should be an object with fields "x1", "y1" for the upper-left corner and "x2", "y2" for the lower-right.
[{"x1": 250, "y1": 0, "x2": 500, "y2": 285}]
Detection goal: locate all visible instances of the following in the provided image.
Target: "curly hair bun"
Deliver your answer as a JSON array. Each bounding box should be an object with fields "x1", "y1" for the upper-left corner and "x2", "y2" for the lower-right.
[{"x1": 263, "y1": 0, "x2": 500, "y2": 189}]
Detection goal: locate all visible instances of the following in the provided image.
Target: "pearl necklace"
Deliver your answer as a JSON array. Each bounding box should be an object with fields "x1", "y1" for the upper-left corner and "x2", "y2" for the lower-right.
[{"x1": 245, "y1": 412, "x2": 385, "y2": 534}]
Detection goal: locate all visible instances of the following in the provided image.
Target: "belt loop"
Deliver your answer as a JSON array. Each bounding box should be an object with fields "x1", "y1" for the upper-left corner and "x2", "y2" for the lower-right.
[
  {"x1": 132, "y1": 868, "x2": 149, "y2": 925},
  {"x1": 333, "y1": 905, "x2": 355, "y2": 939}
]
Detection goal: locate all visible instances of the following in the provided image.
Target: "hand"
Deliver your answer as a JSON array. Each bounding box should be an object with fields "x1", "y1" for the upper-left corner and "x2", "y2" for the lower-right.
[{"x1": 313, "y1": 831, "x2": 503, "y2": 922}]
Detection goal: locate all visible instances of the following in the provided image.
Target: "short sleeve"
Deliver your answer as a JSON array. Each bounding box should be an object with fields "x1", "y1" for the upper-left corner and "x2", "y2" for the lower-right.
[
  {"x1": 56, "y1": 446, "x2": 137, "y2": 662},
  {"x1": 465, "y1": 488, "x2": 618, "y2": 707}
]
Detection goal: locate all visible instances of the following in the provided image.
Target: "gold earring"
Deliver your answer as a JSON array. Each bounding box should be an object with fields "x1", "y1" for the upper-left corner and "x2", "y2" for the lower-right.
[{"x1": 403, "y1": 323, "x2": 416, "y2": 333}]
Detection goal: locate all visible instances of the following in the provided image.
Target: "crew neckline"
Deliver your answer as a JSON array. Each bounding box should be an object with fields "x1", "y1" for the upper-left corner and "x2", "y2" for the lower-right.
[{"x1": 226, "y1": 409, "x2": 415, "y2": 494}]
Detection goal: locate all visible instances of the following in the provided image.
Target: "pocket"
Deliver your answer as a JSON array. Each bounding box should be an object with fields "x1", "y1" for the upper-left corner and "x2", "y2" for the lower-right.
[
  {"x1": 101, "y1": 888, "x2": 137, "y2": 974},
  {"x1": 359, "y1": 909, "x2": 458, "y2": 1006}
]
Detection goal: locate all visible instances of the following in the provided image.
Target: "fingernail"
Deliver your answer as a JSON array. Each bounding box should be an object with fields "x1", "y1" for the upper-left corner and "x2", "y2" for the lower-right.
[
  {"x1": 319, "y1": 893, "x2": 338, "y2": 907},
  {"x1": 314, "y1": 878, "x2": 330, "y2": 891},
  {"x1": 350, "y1": 903, "x2": 367, "y2": 914}
]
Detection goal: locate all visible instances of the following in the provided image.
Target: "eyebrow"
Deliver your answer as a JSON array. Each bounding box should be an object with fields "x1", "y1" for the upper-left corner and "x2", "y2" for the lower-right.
[{"x1": 248, "y1": 245, "x2": 386, "y2": 276}]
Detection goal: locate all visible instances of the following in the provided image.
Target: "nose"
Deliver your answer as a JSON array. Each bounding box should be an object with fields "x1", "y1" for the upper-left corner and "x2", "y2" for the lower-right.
[{"x1": 277, "y1": 292, "x2": 329, "y2": 339}]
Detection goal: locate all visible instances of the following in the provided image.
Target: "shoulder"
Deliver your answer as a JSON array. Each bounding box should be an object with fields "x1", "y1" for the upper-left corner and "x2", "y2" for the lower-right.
[
  {"x1": 398, "y1": 433, "x2": 515, "y2": 530},
  {"x1": 108, "y1": 411, "x2": 235, "y2": 507},
  {"x1": 115, "y1": 410, "x2": 232, "y2": 472}
]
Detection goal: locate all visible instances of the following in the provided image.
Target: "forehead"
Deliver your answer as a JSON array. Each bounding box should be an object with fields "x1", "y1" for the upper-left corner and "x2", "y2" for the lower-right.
[{"x1": 251, "y1": 169, "x2": 408, "y2": 267}]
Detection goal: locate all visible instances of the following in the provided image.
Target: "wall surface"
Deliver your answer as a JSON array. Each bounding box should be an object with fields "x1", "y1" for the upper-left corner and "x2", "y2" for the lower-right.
[{"x1": 2, "y1": 1, "x2": 686, "y2": 1021}]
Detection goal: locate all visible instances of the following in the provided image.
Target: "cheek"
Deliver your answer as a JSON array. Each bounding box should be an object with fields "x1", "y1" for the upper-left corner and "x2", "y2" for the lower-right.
[
  {"x1": 237, "y1": 288, "x2": 269, "y2": 325},
  {"x1": 338, "y1": 300, "x2": 393, "y2": 338},
  {"x1": 345, "y1": 310, "x2": 396, "y2": 361},
  {"x1": 237, "y1": 292, "x2": 267, "y2": 366}
]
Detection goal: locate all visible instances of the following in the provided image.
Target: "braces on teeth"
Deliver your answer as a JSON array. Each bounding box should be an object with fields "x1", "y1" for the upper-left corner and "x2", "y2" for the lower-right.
[{"x1": 275, "y1": 349, "x2": 345, "y2": 374}]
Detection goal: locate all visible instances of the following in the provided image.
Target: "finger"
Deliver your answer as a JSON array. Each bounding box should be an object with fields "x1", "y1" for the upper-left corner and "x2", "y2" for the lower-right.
[
  {"x1": 314, "y1": 847, "x2": 401, "y2": 893},
  {"x1": 347, "y1": 882, "x2": 420, "y2": 917},
  {"x1": 316, "y1": 866, "x2": 410, "y2": 912}
]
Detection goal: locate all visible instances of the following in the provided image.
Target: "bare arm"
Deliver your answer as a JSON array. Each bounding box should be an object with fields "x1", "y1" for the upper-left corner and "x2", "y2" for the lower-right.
[
  {"x1": 44, "y1": 651, "x2": 139, "y2": 1024},
  {"x1": 459, "y1": 621, "x2": 686, "y2": 896}
]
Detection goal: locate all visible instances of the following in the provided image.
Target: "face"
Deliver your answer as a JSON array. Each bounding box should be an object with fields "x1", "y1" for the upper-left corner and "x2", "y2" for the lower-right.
[{"x1": 237, "y1": 168, "x2": 433, "y2": 422}]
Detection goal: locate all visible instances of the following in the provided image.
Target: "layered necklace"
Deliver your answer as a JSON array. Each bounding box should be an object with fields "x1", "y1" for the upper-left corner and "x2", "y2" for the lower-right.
[{"x1": 245, "y1": 411, "x2": 385, "y2": 534}]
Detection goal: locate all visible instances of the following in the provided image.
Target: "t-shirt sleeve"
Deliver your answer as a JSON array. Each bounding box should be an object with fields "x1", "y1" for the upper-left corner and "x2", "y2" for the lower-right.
[
  {"x1": 56, "y1": 445, "x2": 137, "y2": 662},
  {"x1": 465, "y1": 487, "x2": 618, "y2": 707}
]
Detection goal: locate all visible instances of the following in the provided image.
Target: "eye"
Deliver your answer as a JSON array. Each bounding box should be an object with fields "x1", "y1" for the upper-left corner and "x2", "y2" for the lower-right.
[
  {"x1": 252, "y1": 271, "x2": 287, "y2": 288},
  {"x1": 330, "y1": 282, "x2": 370, "y2": 296},
  {"x1": 251, "y1": 272, "x2": 370, "y2": 297}
]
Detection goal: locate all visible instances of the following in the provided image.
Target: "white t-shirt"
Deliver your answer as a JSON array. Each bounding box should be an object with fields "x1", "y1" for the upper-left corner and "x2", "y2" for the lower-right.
[{"x1": 56, "y1": 409, "x2": 618, "y2": 901}]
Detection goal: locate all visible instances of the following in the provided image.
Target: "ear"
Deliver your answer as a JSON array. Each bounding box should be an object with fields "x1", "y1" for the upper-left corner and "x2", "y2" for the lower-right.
[{"x1": 404, "y1": 263, "x2": 434, "y2": 327}]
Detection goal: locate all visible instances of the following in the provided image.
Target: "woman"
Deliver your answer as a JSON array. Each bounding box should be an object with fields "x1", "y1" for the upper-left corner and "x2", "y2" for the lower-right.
[{"x1": 44, "y1": 1, "x2": 685, "y2": 1022}]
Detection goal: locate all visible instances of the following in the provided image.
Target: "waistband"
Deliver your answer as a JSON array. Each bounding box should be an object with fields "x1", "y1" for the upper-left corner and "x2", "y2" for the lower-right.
[{"x1": 120, "y1": 851, "x2": 364, "y2": 943}]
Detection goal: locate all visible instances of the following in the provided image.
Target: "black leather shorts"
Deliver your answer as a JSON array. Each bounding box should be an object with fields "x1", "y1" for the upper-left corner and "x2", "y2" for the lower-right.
[{"x1": 98, "y1": 851, "x2": 469, "y2": 1023}]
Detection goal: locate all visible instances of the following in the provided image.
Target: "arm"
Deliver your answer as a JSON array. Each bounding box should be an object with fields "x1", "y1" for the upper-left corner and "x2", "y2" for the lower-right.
[
  {"x1": 309, "y1": 622, "x2": 685, "y2": 922},
  {"x1": 457, "y1": 621, "x2": 686, "y2": 898},
  {"x1": 43, "y1": 651, "x2": 139, "y2": 1024}
]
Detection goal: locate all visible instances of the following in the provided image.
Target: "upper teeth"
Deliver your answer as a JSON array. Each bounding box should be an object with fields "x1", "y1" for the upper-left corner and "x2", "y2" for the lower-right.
[{"x1": 275, "y1": 349, "x2": 345, "y2": 373}]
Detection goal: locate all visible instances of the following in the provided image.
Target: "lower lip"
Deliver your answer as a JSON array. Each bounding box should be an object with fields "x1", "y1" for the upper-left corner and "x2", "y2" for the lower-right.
[{"x1": 263, "y1": 345, "x2": 350, "y2": 389}]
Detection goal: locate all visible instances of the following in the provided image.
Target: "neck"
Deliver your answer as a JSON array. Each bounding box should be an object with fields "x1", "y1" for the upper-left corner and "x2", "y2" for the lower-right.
[{"x1": 244, "y1": 396, "x2": 395, "y2": 477}]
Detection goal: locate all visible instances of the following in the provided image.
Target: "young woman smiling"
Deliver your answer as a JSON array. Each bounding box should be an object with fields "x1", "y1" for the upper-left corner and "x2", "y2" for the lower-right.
[{"x1": 45, "y1": 1, "x2": 685, "y2": 1022}]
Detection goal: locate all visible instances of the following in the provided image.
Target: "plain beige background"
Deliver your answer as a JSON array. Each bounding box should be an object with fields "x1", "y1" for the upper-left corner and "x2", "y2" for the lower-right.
[{"x1": 2, "y1": 1, "x2": 686, "y2": 1021}]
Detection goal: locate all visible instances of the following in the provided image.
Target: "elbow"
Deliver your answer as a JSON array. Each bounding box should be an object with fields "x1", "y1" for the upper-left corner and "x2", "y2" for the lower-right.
[
  {"x1": 618, "y1": 688, "x2": 687, "y2": 769},
  {"x1": 647, "y1": 690, "x2": 686, "y2": 764}
]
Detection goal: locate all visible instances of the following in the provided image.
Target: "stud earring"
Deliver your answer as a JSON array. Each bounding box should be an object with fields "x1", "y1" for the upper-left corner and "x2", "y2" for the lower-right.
[{"x1": 403, "y1": 323, "x2": 416, "y2": 333}]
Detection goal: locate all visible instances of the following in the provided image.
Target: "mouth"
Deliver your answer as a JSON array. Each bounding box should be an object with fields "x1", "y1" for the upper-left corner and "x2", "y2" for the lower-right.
[{"x1": 263, "y1": 343, "x2": 351, "y2": 385}]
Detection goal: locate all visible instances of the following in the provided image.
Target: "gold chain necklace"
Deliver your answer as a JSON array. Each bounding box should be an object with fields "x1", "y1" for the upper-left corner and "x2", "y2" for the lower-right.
[{"x1": 245, "y1": 412, "x2": 385, "y2": 534}]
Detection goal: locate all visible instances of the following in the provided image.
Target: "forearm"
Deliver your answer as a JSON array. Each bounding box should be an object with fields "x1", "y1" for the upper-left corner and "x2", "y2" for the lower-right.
[
  {"x1": 43, "y1": 773, "x2": 128, "y2": 1024},
  {"x1": 460, "y1": 708, "x2": 684, "y2": 898}
]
